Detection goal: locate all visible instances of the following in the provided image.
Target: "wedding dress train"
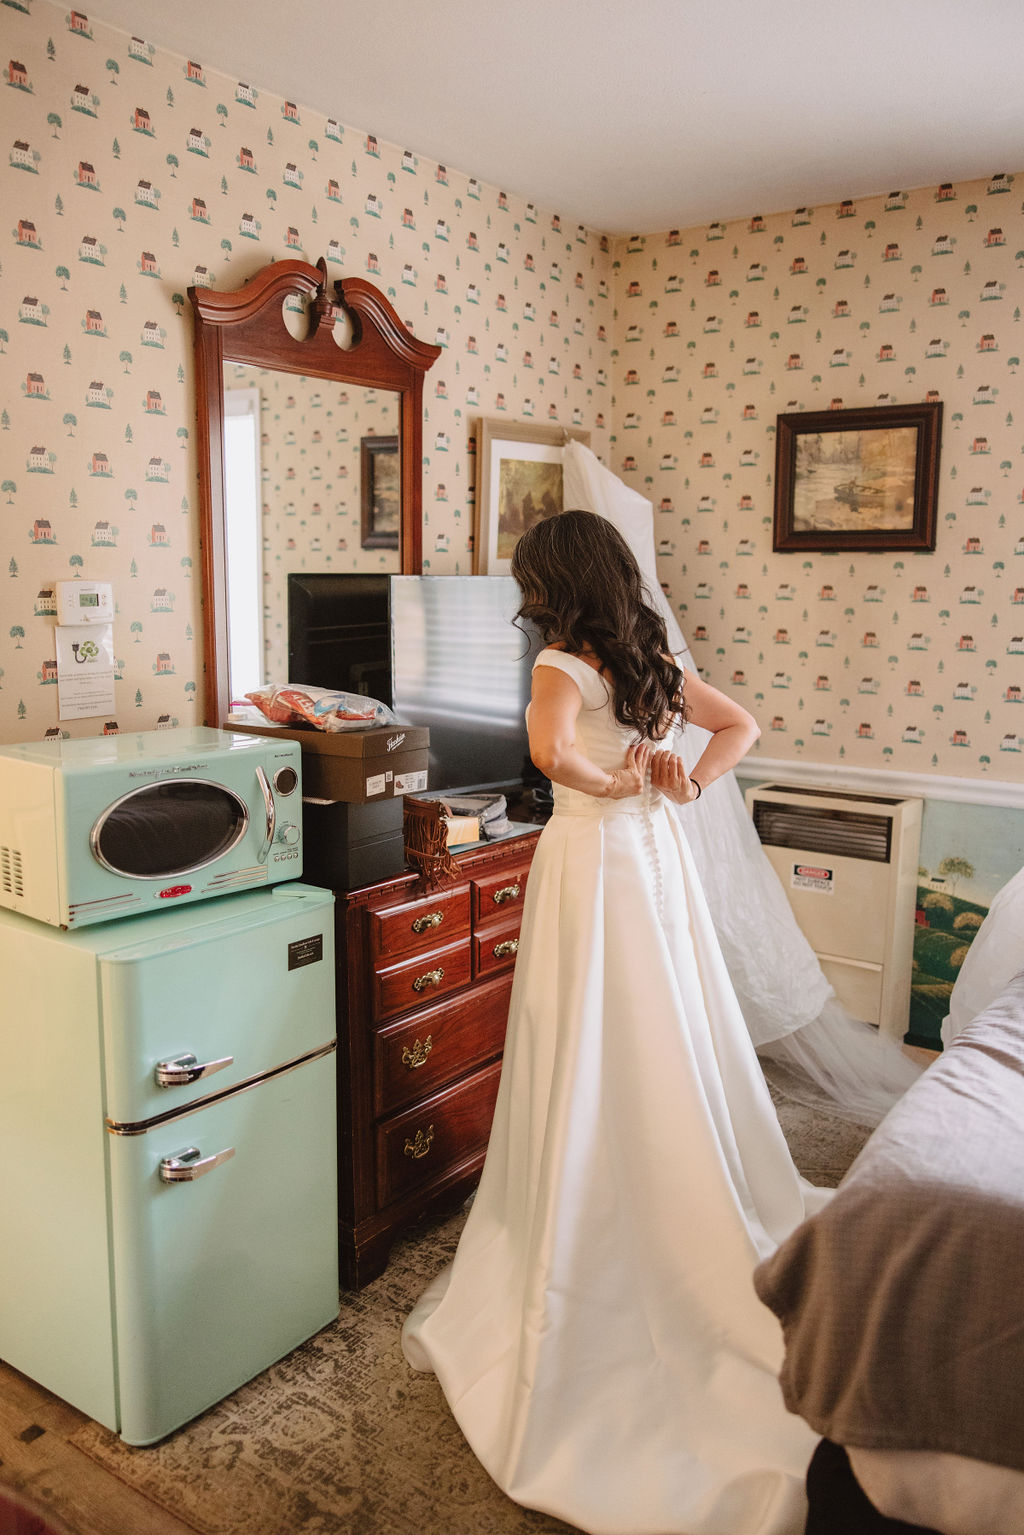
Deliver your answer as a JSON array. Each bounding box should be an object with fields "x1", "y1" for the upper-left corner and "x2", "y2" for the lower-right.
[{"x1": 404, "y1": 651, "x2": 829, "y2": 1535}]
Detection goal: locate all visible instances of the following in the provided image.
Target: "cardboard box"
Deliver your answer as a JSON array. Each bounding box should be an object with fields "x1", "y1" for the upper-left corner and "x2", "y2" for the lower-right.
[{"x1": 227, "y1": 720, "x2": 429, "y2": 803}]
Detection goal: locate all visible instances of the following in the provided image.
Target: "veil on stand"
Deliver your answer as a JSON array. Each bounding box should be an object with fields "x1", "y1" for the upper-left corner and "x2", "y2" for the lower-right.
[{"x1": 563, "y1": 439, "x2": 922, "y2": 1126}]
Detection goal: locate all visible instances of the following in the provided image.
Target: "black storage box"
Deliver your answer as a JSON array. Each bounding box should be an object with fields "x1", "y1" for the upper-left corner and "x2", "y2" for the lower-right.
[{"x1": 300, "y1": 797, "x2": 408, "y2": 892}]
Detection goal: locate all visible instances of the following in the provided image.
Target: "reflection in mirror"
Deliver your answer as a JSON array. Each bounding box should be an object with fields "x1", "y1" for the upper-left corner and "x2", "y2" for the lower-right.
[{"x1": 221, "y1": 362, "x2": 401, "y2": 701}]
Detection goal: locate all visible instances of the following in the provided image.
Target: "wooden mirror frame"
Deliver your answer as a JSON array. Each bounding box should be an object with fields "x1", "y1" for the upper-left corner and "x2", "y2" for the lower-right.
[{"x1": 189, "y1": 258, "x2": 441, "y2": 724}]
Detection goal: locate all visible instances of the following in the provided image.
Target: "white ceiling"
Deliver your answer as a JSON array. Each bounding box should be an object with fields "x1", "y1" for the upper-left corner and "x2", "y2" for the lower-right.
[{"x1": 85, "y1": 0, "x2": 1024, "y2": 234}]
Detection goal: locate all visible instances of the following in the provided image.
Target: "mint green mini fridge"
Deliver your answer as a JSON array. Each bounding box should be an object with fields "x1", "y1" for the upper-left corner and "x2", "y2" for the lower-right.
[{"x1": 0, "y1": 882, "x2": 338, "y2": 1445}]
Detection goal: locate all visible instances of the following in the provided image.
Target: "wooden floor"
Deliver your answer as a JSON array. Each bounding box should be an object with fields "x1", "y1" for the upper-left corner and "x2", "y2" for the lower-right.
[{"x1": 0, "y1": 1361, "x2": 195, "y2": 1535}]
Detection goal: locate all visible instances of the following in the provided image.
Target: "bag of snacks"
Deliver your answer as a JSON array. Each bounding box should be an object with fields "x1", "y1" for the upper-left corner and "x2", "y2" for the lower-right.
[{"x1": 244, "y1": 683, "x2": 398, "y2": 732}]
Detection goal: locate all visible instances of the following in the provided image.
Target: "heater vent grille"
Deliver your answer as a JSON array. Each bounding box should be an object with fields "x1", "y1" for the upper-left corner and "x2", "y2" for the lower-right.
[
  {"x1": 0, "y1": 845, "x2": 24, "y2": 898},
  {"x1": 751, "y1": 803, "x2": 892, "y2": 863}
]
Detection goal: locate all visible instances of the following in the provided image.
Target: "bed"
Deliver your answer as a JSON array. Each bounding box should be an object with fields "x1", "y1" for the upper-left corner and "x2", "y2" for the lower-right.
[{"x1": 754, "y1": 967, "x2": 1024, "y2": 1535}]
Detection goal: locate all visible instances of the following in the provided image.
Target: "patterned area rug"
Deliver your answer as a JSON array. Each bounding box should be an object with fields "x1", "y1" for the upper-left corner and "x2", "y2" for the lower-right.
[{"x1": 70, "y1": 1075, "x2": 871, "y2": 1535}]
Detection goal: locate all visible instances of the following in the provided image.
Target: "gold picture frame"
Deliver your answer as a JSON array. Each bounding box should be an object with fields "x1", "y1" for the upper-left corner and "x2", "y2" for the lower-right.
[{"x1": 473, "y1": 418, "x2": 590, "y2": 573}]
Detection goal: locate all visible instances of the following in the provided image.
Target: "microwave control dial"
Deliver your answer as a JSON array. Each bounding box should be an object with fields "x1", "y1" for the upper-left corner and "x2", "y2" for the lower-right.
[
  {"x1": 273, "y1": 765, "x2": 299, "y2": 796},
  {"x1": 276, "y1": 822, "x2": 300, "y2": 846}
]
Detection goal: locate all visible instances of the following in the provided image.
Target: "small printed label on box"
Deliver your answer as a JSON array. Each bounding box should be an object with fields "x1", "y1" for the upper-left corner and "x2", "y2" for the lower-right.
[
  {"x1": 791, "y1": 863, "x2": 834, "y2": 893},
  {"x1": 394, "y1": 770, "x2": 428, "y2": 794},
  {"x1": 365, "y1": 772, "x2": 387, "y2": 797}
]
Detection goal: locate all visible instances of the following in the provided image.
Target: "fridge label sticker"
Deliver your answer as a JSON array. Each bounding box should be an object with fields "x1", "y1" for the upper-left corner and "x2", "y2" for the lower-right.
[
  {"x1": 287, "y1": 934, "x2": 324, "y2": 970},
  {"x1": 791, "y1": 863, "x2": 834, "y2": 893},
  {"x1": 365, "y1": 773, "x2": 386, "y2": 797},
  {"x1": 394, "y1": 770, "x2": 428, "y2": 794}
]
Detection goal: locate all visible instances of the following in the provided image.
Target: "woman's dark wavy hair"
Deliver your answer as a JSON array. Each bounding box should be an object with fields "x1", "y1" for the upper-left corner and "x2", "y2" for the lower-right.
[{"x1": 511, "y1": 508, "x2": 686, "y2": 740}]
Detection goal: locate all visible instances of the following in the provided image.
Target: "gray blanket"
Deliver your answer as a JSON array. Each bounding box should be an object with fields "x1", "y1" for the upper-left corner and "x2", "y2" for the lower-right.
[{"x1": 754, "y1": 968, "x2": 1024, "y2": 1472}]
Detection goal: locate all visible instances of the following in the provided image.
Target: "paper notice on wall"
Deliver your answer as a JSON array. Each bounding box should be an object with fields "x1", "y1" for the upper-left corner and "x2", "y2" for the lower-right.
[{"x1": 56, "y1": 622, "x2": 116, "y2": 720}]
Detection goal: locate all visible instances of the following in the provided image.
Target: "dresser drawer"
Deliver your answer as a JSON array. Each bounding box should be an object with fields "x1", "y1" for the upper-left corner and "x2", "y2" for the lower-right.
[
  {"x1": 376, "y1": 1060, "x2": 503, "y2": 1207},
  {"x1": 368, "y1": 886, "x2": 471, "y2": 963},
  {"x1": 374, "y1": 971, "x2": 513, "y2": 1115},
  {"x1": 471, "y1": 861, "x2": 532, "y2": 923},
  {"x1": 370, "y1": 936, "x2": 472, "y2": 1023},
  {"x1": 473, "y1": 911, "x2": 524, "y2": 980}
]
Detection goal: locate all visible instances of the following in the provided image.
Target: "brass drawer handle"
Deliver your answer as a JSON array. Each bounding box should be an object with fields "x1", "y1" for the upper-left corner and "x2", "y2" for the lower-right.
[
  {"x1": 404, "y1": 1124, "x2": 435, "y2": 1160},
  {"x1": 493, "y1": 938, "x2": 519, "y2": 958},
  {"x1": 412, "y1": 911, "x2": 444, "y2": 933},
  {"x1": 401, "y1": 1035, "x2": 433, "y2": 1070},
  {"x1": 412, "y1": 966, "x2": 445, "y2": 993},
  {"x1": 492, "y1": 883, "x2": 521, "y2": 904}
]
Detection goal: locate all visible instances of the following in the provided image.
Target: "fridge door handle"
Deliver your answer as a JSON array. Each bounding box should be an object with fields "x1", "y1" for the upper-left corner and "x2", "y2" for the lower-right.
[
  {"x1": 254, "y1": 765, "x2": 276, "y2": 863},
  {"x1": 159, "y1": 1145, "x2": 236, "y2": 1183},
  {"x1": 154, "y1": 1052, "x2": 235, "y2": 1088}
]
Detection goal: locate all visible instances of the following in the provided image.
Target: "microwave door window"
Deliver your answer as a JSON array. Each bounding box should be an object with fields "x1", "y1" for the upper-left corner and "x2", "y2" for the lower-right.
[{"x1": 91, "y1": 781, "x2": 250, "y2": 879}]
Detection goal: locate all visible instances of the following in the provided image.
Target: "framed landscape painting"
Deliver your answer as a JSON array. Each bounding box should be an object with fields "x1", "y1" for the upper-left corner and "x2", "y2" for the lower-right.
[
  {"x1": 360, "y1": 434, "x2": 400, "y2": 550},
  {"x1": 474, "y1": 418, "x2": 590, "y2": 573},
  {"x1": 773, "y1": 402, "x2": 942, "y2": 553}
]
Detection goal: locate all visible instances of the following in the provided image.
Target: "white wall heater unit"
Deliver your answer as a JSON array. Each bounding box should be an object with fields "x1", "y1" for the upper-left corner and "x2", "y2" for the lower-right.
[{"x1": 744, "y1": 783, "x2": 923, "y2": 1041}]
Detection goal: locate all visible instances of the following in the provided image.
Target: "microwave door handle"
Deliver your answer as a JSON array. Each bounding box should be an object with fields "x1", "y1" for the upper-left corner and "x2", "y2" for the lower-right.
[{"x1": 254, "y1": 765, "x2": 276, "y2": 862}]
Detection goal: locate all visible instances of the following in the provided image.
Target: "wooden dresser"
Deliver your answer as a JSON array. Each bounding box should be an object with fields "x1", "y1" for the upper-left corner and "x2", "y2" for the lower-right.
[{"x1": 334, "y1": 830, "x2": 541, "y2": 1287}]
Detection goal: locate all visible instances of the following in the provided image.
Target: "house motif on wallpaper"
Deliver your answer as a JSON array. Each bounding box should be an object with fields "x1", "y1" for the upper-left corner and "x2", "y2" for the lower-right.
[
  {"x1": 91, "y1": 521, "x2": 116, "y2": 545},
  {"x1": 30, "y1": 518, "x2": 55, "y2": 542},
  {"x1": 10, "y1": 140, "x2": 39, "y2": 173},
  {"x1": 16, "y1": 218, "x2": 40, "y2": 247},
  {"x1": 34, "y1": 589, "x2": 56, "y2": 617},
  {"x1": 128, "y1": 37, "x2": 154, "y2": 63},
  {"x1": 1000, "y1": 734, "x2": 1022, "y2": 752},
  {"x1": 148, "y1": 524, "x2": 169, "y2": 545},
  {"x1": 75, "y1": 161, "x2": 99, "y2": 190},
  {"x1": 27, "y1": 447, "x2": 55, "y2": 474},
  {"x1": 78, "y1": 235, "x2": 105, "y2": 264},
  {"x1": 906, "y1": 679, "x2": 923, "y2": 696},
  {"x1": 38, "y1": 658, "x2": 58, "y2": 684},
  {"x1": 153, "y1": 652, "x2": 174, "y2": 674},
  {"x1": 19, "y1": 296, "x2": 47, "y2": 325},
  {"x1": 89, "y1": 451, "x2": 112, "y2": 477},
  {"x1": 83, "y1": 308, "x2": 105, "y2": 334},
  {"x1": 70, "y1": 84, "x2": 98, "y2": 116},
  {"x1": 141, "y1": 320, "x2": 165, "y2": 347},
  {"x1": 23, "y1": 372, "x2": 48, "y2": 399}
]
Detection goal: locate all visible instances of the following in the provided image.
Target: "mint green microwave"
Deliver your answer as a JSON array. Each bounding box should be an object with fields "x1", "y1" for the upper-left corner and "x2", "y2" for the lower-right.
[{"x1": 0, "y1": 726, "x2": 304, "y2": 927}]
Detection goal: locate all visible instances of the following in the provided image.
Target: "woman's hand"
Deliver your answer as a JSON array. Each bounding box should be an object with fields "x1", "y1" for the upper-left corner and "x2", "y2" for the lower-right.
[
  {"x1": 602, "y1": 741, "x2": 653, "y2": 798},
  {"x1": 649, "y1": 750, "x2": 699, "y2": 804}
]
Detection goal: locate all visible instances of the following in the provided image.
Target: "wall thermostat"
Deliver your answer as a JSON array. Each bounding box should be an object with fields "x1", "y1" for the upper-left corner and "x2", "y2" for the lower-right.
[{"x1": 56, "y1": 580, "x2": 114, "y2": 625}]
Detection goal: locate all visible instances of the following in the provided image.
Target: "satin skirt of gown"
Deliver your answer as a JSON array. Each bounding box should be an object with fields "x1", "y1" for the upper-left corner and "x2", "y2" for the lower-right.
[{"x1": 403, "y1": 664, "x2": 830, "y2": 1535}]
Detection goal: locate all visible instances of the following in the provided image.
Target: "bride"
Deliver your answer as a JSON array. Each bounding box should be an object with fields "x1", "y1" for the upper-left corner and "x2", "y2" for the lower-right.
[
  {"x1": 563, "y1": 439, "x2": 922, "y2": 1126},
  {"x1": 404, "y1": 510, "x2": 830, "y2": 1535}
]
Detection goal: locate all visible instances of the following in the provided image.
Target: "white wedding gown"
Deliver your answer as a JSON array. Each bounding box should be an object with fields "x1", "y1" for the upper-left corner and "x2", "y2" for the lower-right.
[{"x1": 403, "y1": 650, "x2": 830, "y2": 1535}]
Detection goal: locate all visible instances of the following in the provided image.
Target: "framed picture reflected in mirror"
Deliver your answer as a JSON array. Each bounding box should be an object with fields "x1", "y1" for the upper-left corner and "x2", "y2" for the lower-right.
[{"x1": 360, "y1": 434, "x2": 400, "y2": 550}]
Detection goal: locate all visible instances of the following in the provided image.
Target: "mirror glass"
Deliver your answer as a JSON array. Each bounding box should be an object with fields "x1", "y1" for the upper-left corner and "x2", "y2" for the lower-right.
[
  {"x1": 190, "y1": 259, "x2": 439, "y2": 725},
  {"x1": 221, "y1": 361, "x2": 401, "y2": 701}
]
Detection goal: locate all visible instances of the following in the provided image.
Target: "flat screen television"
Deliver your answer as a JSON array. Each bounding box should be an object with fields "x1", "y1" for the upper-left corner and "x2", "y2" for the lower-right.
[{"x1": 287, "y1": 572, "x2": 544, "y2": 793}]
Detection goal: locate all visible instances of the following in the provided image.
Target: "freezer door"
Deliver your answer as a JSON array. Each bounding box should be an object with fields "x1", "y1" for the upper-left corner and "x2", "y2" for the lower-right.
[
  {"x1": 107, "y1": 1051, "x2": 338, "y2": 1446},
  {"x1": 100, "y1": 884, "x2": 335, "y2": 1126}
]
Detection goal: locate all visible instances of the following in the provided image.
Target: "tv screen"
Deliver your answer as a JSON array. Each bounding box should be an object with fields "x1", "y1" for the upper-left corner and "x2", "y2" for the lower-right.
[
  {"x1": 390, "y1": 576, "x2": 543, "y2": 793},
  {"x1": 287, "y1": 572, "x2": 543, "y2": 794}
]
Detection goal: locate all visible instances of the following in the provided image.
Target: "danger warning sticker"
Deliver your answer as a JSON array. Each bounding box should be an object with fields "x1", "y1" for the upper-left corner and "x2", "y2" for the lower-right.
[{"x1": 791, "y1": 863, "x2": 834, "y2": 893}]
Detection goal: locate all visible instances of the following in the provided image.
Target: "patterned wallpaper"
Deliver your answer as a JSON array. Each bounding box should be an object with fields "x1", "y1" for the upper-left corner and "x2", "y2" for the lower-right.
[
  {"x1": 612, "y1": 181, "x2": 1024, "y2": 781},
  {"x1": 0, "y1": 0, "x2": 613, "y2": 740}
]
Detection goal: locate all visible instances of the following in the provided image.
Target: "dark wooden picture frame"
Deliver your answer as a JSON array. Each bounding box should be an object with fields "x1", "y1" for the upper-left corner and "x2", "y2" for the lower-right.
[
  {"x1": 773, "y1": 401, "x2": 942, "y2": 553},
  {"x1": 360, "y1": 434, "x2": 400, "y2": 550}
]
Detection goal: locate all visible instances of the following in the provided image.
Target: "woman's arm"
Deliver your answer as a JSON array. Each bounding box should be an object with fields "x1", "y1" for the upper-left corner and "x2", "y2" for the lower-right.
[
  {"x1": 650, "y1": 666, "x2": 760, "y2": 804},
  {"x1": 528, "y1": 664, "x2": 651, "y2": 799}
]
